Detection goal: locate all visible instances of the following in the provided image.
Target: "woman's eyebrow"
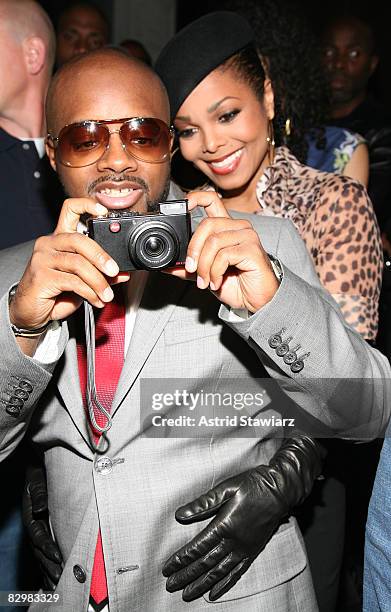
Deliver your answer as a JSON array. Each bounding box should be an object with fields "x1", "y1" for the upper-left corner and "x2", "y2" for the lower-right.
[
  {"x1": 207, "y1": 96, "x2": 240, "y2": 113},
  {"x1": 175, "y1": 96, "x2": 241, "y2": 123}
]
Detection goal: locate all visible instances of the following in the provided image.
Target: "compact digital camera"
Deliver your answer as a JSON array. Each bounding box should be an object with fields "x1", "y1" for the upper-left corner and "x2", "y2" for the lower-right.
[{"x1": 86, "y1": 199, "x2": 191, "y2": 271}]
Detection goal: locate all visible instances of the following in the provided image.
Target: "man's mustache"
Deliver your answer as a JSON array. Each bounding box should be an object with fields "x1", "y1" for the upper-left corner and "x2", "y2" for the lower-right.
[{"x1": 87, "y1": 174, "x2": 149, "y2": 195}]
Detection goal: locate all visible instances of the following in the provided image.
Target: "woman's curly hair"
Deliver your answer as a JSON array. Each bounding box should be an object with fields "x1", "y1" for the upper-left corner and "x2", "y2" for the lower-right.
[{"x1": 222, "y1": 0, "x2": 331, "y2": 162}]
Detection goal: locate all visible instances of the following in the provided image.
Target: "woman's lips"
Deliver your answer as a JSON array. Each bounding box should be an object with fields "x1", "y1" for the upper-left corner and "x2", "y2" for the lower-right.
[{"x1": 207, "y1": 148, "x2": 244, "y2": 176}]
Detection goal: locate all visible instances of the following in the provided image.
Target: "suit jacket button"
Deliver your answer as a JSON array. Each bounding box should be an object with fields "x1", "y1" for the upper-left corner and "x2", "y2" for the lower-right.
[
  {"x1": 283, "y1": 351, "x2": 297, "y2": 365},
  {"x1": 291, "y1": 360, "x2": 304, "y2": 373},
  {"x1": 268, "y1": 334, "x2": 282, "y2": 348},
  {"x1": 19, "y1": 380, "x2": 33, "y2": 393},
  {"x1": 8, "y1": 396, "x2": 23, "y2": 407},
  {"x1": 14, "y1": 389, "x2": 29, "y2": 400},
  {"x1": 6, "y1": 405, "x2": 21, "y2": 417},
  {"x1": 73, "y1": 565, "x2": 86, "y2": 583},
  {"x1": 276, "y1": 342, "x2": 290, "y2": 356},
  {"x1": 95, "y1": 457, "x2": 113, "y2": 475}
]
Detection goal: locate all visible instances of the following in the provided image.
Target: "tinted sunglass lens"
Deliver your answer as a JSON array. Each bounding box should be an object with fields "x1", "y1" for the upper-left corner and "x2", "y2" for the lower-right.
[
  {"x1": 121, "y1": 119, "x2": 170, "y2": 162},
  {"x1": 59, "y1": 124, "x2": 108, "y2": 166}
]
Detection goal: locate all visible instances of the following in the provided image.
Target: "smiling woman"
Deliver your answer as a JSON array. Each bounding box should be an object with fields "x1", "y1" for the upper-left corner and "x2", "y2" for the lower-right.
[
  {"x1": 174, "y1": 61, "x2": 272, "y2": 204},
  {"x1": 156, "y1": 10, "x2": 382, "y2": 341}
]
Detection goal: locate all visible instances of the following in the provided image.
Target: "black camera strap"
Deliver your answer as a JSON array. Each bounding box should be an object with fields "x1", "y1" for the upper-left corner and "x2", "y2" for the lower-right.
[{"x1": 84, "y1": 300, "x2": 113, "y2": 436}]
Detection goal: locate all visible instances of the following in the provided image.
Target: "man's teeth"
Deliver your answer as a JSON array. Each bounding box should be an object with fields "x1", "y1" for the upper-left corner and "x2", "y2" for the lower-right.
[
  {"x1": 98, "y1": 188, "x2": 134, "y2": 196},
  {"x1": 210, "y1": 149, "x2": 243, "y2": 168}
]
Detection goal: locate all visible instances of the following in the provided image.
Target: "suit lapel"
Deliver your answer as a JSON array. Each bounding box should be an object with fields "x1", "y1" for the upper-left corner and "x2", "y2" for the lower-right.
[
  {"x1": 56, "y1": 318, "x2": 94, "y2": 451},
  {"x1": 112, "y1": 272, "x2": 189, "y2": 414}
]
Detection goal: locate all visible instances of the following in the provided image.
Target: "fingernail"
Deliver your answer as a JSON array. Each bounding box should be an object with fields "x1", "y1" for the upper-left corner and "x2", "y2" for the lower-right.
[
  {"x1": 197, "y1": 276, "x2": 206, "y2": 289},
  {"x1": 209, "y1": 281, "x2": 216, "y2": 291},
  {"x1": 103, "y1": 287, "x2": 114, "y2": 302},
  {"x1": 95, "y1": 203, "x2": 107, "y2": 215},
  {"x1": 185, "y1": 256, "x2": 197, "y2": 273},
  {"x1": 117, "y1": 273, "x2": 131, "y2": 282},
  {"x1": 105, "y1": 259, "x2": 119, "y2": 276}
]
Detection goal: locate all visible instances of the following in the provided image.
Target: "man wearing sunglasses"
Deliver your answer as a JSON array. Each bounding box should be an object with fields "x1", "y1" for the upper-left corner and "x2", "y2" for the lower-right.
[{"x1": 0, "y1": 46, "x2": 389, "y2": 612}]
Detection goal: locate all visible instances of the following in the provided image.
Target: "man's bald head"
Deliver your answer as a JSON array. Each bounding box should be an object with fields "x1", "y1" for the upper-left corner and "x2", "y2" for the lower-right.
[
  {"x1": 0, "y1": 0, "x2": 56, "y2": 72},
  {"x1": 46, "y1": 48, "x2": 170, "y2": 134}
]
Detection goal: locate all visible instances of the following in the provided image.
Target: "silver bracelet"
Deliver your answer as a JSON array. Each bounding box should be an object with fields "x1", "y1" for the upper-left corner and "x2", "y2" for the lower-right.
[
  {"x1": 10, "y1": 321, "x2": 52, "y2": 338},
  {"x1": 267, "y1": 253, "x2": 284, "y2": 284},
  {"x1": 9, "y1": 284, "x2": 51, "y2": 338}
]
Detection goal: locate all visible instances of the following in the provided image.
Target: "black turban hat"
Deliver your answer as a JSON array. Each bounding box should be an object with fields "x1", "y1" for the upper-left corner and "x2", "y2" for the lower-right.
[{"x1": 155, "y1": 11, "x2": 255, "y2": 120}]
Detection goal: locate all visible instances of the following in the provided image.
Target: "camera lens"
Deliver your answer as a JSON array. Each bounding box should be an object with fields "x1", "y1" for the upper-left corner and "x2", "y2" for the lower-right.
[
  {"x1": 144, "y1": 236, "x2": 165, "y2": 257},
  {"x1": 129, "y1": 221, "x2": 179, "y2": 269}
]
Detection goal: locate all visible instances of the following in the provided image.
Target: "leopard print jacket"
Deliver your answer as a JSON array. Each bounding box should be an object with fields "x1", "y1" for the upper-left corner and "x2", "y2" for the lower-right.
[{"x1": 255, "y1": 147, "x2": 382, "y2": 340}]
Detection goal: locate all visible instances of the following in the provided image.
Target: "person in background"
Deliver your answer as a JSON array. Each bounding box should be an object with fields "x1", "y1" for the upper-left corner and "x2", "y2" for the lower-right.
[
  {"x1": 0, "y1": 0, "x2": 62, "y2": 249},
  {"x1": 119, "y1": 38, "x2": 151, "y2": 65},
  {"x1": 55, "y1": 1, "x2": 109, "y2": 68},
  {"x1": 222, "y1": 0, "x2": 369, "y2": 186},
  {"x1": 155, "y1": 9, "x2": 383, "y2": 612},
  {"x1": 0, "y1": 0, "x2": 63, "y2": 608},
  {"x1": 322, "y1": 14, "x2": 384, "y2": 129},
  {"x1": 321, "y1": 13, "x2": 391, "y2": 229}
]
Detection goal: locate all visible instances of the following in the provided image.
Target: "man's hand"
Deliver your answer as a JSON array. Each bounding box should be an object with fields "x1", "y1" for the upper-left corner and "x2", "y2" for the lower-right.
[
  {"x1": 9, "y1": 198, "x2": 130, "y2": 352},
  {"x1": 163, "y1": 437, "x2": 325, "y2": 602},
  {"x1": 22, "y1": 462, "x2": 63, "y2": 590},
  {"x1": 165, "y1": 191, "x2": 279, "y2": 312}
]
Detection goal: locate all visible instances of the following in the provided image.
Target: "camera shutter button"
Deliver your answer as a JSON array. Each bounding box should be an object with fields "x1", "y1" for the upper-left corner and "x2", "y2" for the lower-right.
[{"x1": 109, "y1": 221, "x2": 121, "y2": 233}]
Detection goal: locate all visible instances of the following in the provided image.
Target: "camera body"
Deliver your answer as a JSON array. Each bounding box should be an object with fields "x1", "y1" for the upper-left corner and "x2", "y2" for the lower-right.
[{"x1": 87, "y1": 199, "x2": 191, "y2": 271}]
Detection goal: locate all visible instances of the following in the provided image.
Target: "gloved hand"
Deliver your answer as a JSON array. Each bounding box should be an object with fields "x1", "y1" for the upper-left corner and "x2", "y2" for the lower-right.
[
  {"x1": 163, "y1": 436, "x2": 326, "y2": 602},
  {"x1": 22, "y1": 461, "x2": 63, "y2": 590}
]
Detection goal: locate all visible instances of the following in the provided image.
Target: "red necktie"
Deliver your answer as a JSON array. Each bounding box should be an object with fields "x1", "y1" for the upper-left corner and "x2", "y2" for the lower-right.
[{"x1": 77, "y1": 286, "x2": 125, "y2": 608}]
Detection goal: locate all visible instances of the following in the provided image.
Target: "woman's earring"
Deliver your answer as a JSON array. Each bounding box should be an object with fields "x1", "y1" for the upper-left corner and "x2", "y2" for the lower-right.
[
  {"x1": 266, "y1": 120, "x2": 275, "y2": 164},
  {"x1": 285, "y1": 117, "x2": 291, "y2": 136},
  {"x1": 170, "y1": 146, "x2": 179, "y2": 158}
]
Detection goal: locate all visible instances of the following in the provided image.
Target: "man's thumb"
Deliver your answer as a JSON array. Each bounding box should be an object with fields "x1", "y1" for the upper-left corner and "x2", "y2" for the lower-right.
[{"x1": 175, "y1": 479, "x2": 236, "y2": 524}]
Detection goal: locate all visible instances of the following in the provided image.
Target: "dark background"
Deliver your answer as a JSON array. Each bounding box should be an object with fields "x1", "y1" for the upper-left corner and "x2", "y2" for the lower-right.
[
  {"x1": 38, "y1": 0, "x2": 391, "y2": 106},
  {"x1": 176, "y1": 0, "x2": 391, "y2": 106}
]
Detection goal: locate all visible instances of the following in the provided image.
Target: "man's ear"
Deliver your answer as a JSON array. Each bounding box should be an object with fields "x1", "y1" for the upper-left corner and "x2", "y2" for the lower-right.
[
  {"x1": 169, "y1": 132, "x2": 175, "y2": 153},
  {"x1": 370, "y1": 54, "x2": 379, "y2": 76},
  {"x1": 23, "y1": 36, "x2": 46, "y2": 75},
  {"x1": 45, "y1": 141, "x2": 57, "y2": 172},
  {"x1": 263, "y1": 79, "x2": 275, "y2": 121}
]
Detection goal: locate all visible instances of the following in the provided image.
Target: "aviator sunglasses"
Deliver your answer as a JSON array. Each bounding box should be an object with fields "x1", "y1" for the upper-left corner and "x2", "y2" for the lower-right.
[{"x1": 46, "y1": 117, "x2": 173, "y2": 167}]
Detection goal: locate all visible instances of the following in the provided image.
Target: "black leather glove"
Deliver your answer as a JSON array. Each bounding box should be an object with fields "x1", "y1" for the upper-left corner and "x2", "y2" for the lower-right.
[
  {"x1": 163, "y1": 436, "x2": 326, "y2": 602},
  {"x1": 22, "y1": 461, "x2": 63, "y2": 590}
]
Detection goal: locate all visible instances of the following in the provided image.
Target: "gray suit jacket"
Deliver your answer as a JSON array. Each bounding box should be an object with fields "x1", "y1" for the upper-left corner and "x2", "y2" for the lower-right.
[{"x1": 0, "y1": 207, "x2": 389, "y2": 612}]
